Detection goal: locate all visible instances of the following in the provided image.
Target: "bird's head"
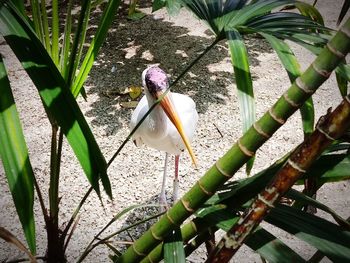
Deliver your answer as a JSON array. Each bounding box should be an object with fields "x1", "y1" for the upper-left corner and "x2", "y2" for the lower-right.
[
  {"x1": 141, "y1": 66, "x2": 197, "y2": 167},
  {"x1": 142, "y1": 66, "x2": 169, "y2": 98}
]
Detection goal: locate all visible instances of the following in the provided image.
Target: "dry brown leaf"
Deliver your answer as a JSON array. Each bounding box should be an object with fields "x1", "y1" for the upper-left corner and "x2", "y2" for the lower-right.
[
  {"x1": 119, "y1": 101, "x2": 139, "y2": 108},
  {"x1": 0, "y1": 227, "x2": 36, "y2": 262}
]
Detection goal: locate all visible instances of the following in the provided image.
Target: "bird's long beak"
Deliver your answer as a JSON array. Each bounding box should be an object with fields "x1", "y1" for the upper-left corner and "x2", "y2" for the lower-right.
[{"x1": 157, "y1": 91, "x2": 197, "y2": 167}]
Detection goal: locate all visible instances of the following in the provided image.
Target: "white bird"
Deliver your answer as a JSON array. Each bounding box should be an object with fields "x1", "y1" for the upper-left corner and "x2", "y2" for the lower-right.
[{"x1": 130, "y1": 66, "x2": 198, "y2": 207}]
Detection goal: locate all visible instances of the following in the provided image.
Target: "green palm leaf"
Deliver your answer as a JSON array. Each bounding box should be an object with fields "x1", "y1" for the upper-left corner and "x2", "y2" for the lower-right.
[
  {"x1": 337, "y1": 0, "x2": 350, "y2": 25},
  {"x1": 164, "y1": 226, "x2": 186, "y2": 263},
  {"x1": 262, "y1": 33, "x2": 314, "y2": 135},
  {"x1": 72, "y1": 0, "x2": 121, "y2": 97},
  {"x1": 223, "y1": 0, "x2": 295, "y2": 29},
  {"x1": 0, "y1": 55, "x2": 36, "y2": 254},
  {"x1": 226, "y1": 29, "x2": 255, "y2": 133},
  {"x1": 294, "y1": 1, "x2": 324, "y2": 25},
  {"x1": 246, "y1": 227, "x2": 306, "y2": 263},
  {"x1": 267, "y1": 205, "x2": 350, "y2": 262},
  {"x1": 226, "y1": 29, "x2": 255, "y2": 174},
  {"x1": 287, "y1": 189, "x2": 350, "y2": 229},
  {"x1": 303, "y1": 152, "x2": 350, "y2": 184},
  {"x1": 197, "y1": 205, "x2": 306, "y2": 262},
  {"x1": 0, "y1": 2, "x2": 111, "y2": 197}
]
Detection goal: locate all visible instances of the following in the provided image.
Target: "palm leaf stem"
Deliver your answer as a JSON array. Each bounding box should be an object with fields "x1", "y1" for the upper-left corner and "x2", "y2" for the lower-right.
[
  {"x1": 172, "y1": 37, "x2": 221, "y2": 86},
  {"x1": 48, "y1": 128, "x2": 63, "y2": 238},
  {"x1": 207, "y1": 96, "x2": 350, "y2": 262},
  {"x1": 48, "y1": 125, "x2": 59, "y2": 220},
  {"x1": 33, "y1": 173, "x2": 49, "y2": 223},
  {"x1": 61, "y1": 187, "x2": 93, "y2": 246},
  {"x1": 116, "y1": 18, "x2": 350, "y2": 263},
  {"x1": 77, "y1": 211, "x2": 164, "y2": 262}
]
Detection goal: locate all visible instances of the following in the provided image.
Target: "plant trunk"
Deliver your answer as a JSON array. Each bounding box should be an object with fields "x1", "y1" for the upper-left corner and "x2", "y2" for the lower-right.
[{"x1": 46, "y1": 217, "x2": 66, "y2": 263}]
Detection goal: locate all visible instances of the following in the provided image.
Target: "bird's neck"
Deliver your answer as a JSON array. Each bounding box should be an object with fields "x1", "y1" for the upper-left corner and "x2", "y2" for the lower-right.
[{"x1": 145, "y1": 90, "x2": 168, "y2": 136}]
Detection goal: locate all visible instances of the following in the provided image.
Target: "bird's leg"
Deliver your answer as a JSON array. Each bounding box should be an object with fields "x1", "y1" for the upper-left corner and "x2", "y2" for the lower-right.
[
  {"x1": 173, "y1": 155, "x2": 180, "y2": 202},
  {"x1": 159, "y1": 152, "x2": 169, "y2": 210}
]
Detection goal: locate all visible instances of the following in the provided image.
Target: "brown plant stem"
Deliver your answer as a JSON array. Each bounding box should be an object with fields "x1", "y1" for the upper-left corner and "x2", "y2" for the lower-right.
[{"x1": 207, "y1": 95, "x2": 350, "y2": 262}]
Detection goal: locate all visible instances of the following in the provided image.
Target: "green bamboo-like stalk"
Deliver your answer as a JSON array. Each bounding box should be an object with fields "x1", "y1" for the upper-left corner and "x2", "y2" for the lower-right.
[
  {"x1": 208, "y1": 93, "x2": 350, "y2": 262},
  {"x1": 140, "y1": 217, "x2": 210, "y2": 263},
  {"x1": 116, "y1": 18, "x2": 350, "y2": 263}
]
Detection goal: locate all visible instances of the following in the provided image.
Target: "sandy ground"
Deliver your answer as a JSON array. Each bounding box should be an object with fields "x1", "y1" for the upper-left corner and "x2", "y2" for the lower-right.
[{"x1": 0, "y1": 0, "x2": 349, "y2": 262}]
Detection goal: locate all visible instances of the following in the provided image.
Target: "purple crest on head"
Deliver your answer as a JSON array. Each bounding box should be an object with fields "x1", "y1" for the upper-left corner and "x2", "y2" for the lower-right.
[{"x1": 144, "y1": 66, "x2": 169, "y2": 95}]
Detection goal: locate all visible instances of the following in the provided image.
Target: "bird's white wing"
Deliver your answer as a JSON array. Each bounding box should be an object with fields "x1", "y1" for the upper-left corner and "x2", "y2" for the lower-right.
[{"x1": 130, "y1": 96, "x2": 148, "y2": 147}]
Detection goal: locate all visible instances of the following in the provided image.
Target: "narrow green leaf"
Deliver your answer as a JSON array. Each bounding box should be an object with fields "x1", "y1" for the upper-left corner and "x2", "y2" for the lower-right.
[
  {"x1": 336, "y1": 68, "x2": 348, "y2": 97},
  {"x1": 9, "y1": 0, "x2": 25, "y2": 14},
  {"x1": 66, "y1": 0, "x2": 90, "y2": 85},
  {"x1": 267, "y1": 205, "x2": 350, "y2": 262},
  {"x1": 197, "y1": 206, "x2": 306, "y2": 263},
  {"x1": 29, "y1": 0, "x2": 43, "y2": 43},
  {"x1": 164, "y1": 226, "x2": 186, "y2": 263},
  {"x1": 92, "y1": 0, "x2": 107, "y2": 8},
  {"x1": 226, "y1": 29, "x2": 255, "y2": 133},
  {"x1": 72, "y1": 0, "x2": 121, "y2": 97},
  {"x1": 299, "y1": 98, "x2": 315, "y2": 136},
  {"x1": 261, "y1": 33, "x2": 301, "y2": 80},
  {"x1": 323, "y1": 141, "x2": 350, "y2": 153},
  {"x1": 304, "y1": 153, "x2": 350, "y2": 184},
  {"x1": 294, "y1": 2, "x2": 324, "y2": 25},
  {"x1": 336, "y1": 63, "x2": 350, "y2": 82},
  {"x1": 337, "y1": 0, "x2": 350, "y2": 25},
  {"x1": 226, "y1": 29, "x2": 255, "y2": 174},
  {"x1": 0, "y1": 2, "x2": 112, "y2": 197},
  {"x1": 71, "y1": 1, "x2": 92, "y2": 87},
  {"x1": 196, "y1": 204, "x2": 239, "y2": 230},
  {"x1": 223, "y1": 0, "x2": 295, "y2": 29},
  {"x1": 0, "y1": 56, "x2": 36, "y2": 254},
  {"x1": 262, "y1": 33, "x2": 314, "y2": 136},
  {"x1": 287, "y1": 189, "x2": 350, "y2": 229},
  {"x1": 152, "y1": 0, "x2": 166, "y2": 12},
  {"x1": 60, "y1": 0, "x2": 73, "y2": 77},
  {"x1": 246, "y1": 228, "x2": 306, "y2": 263},
  {"x1": 51, "y1": 0, "x2": 59, "y2": 65},
  {"x1": 75, "y1": 203, "x2": 162, "y2": 263},
  {"x1": 165, "y1": 0, "x2": 182, "y2": 16},
  {"x1": 39, "y1": 0, "x2": 51, "y2": 55}
]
